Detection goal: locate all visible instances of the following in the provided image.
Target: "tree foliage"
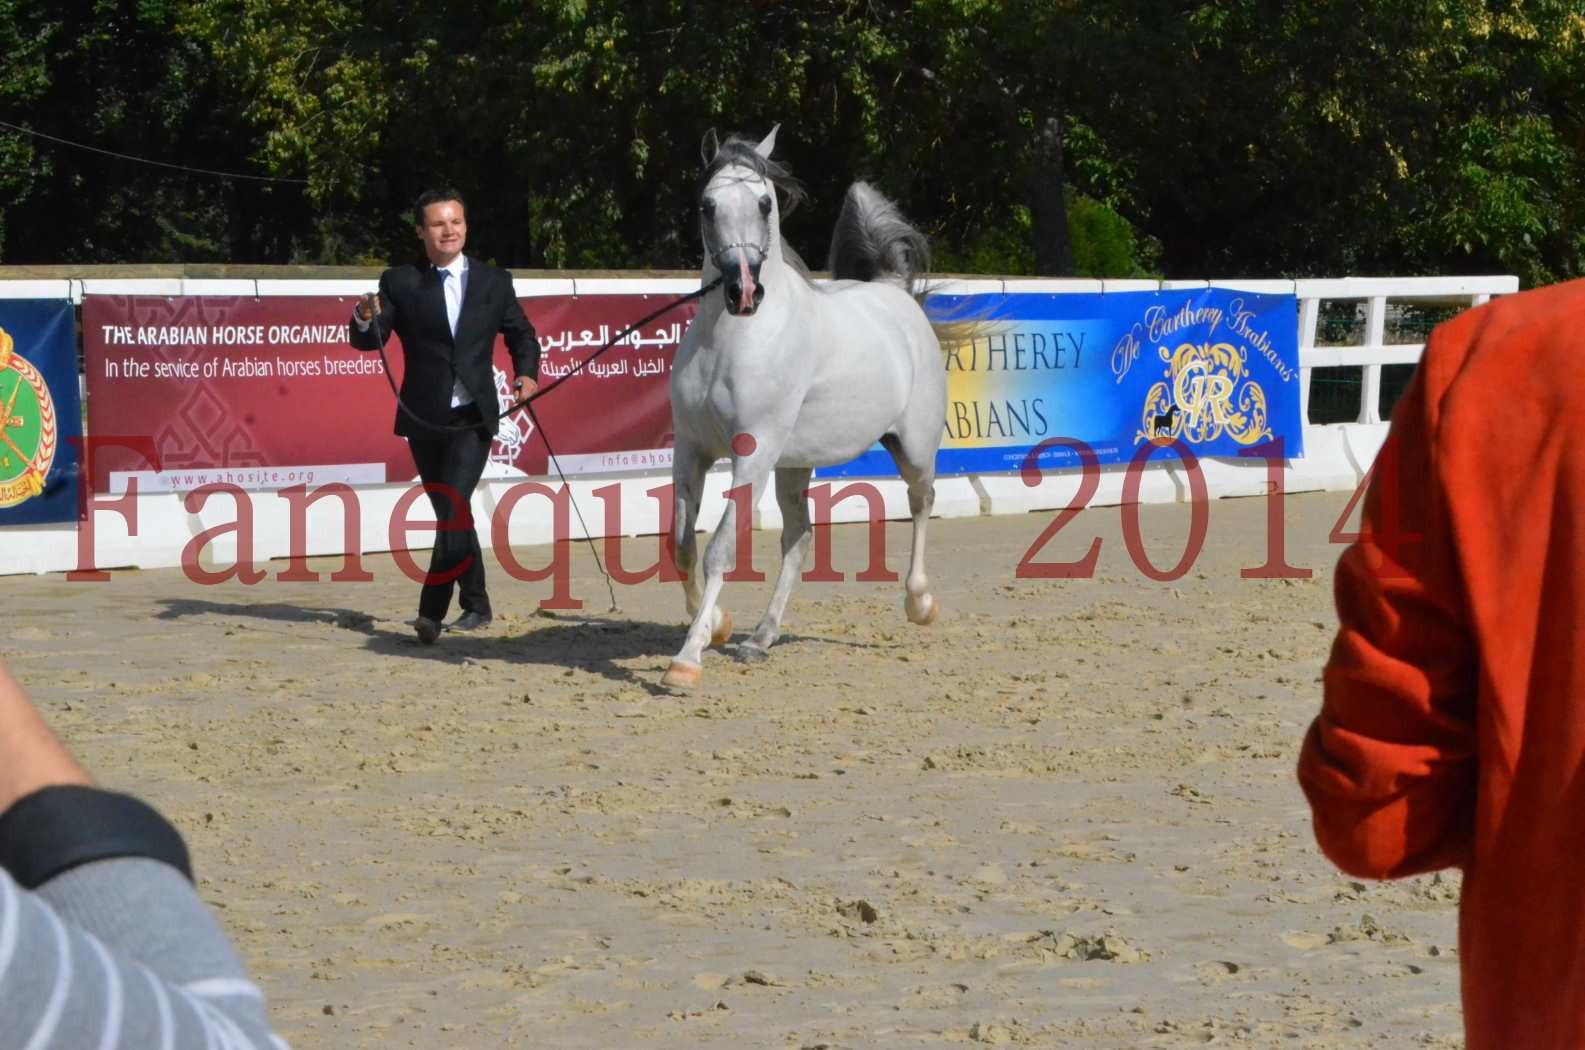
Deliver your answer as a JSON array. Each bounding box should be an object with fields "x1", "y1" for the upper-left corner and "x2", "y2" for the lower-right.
[{"x1": 2, "y1": 0, "x2": 1583, "y2": 286}]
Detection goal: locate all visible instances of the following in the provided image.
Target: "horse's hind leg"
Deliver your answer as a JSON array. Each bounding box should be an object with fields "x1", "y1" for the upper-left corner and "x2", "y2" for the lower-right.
[
  {"x1": 738, "y1": 466, "x2": 814, "y2": 664},
  {"x1": 881, "y1": 433, "x2": 939, "y2": 625}
]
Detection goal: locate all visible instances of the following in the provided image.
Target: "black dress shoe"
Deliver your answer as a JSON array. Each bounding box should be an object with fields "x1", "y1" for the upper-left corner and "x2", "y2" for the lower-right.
[
  {"x1": 414, "y1": 616, "x2": 441, "y2": 645},
  {"x1": 447, "y1": 610, "x2": 492, "y2": 632}
]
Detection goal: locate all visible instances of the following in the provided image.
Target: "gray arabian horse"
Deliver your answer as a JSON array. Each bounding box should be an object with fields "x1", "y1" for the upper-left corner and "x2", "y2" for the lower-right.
[{"x1": 662, "y1": 125, "x2": 946, "y2": 689}]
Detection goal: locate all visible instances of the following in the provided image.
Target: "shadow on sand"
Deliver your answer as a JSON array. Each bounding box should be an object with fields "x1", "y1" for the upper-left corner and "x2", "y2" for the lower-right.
[{"x1": 154, "y1": 600, "x2": 875, "y2": 695}]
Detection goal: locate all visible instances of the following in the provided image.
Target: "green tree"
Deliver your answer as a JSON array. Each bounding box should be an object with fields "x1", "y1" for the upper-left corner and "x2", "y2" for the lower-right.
[
  {"x1": 0, "y1": 0, "x2": 308, "y2": 264},
  {"x1": 4, "y1": 0, "x2": 1585, "y2": 284}
]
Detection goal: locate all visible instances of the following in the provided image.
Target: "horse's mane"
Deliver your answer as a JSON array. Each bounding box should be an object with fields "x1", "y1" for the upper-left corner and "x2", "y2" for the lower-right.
[
  {"x1": 698, "y1": 133, "x2": 811, "y2": 281},
  {"x1": 697, "y1": 135, "x2": 808, "y2": 216}
]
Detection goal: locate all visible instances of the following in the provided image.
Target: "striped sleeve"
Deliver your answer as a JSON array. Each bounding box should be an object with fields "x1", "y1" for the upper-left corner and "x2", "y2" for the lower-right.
[{"x1": 0, "y1": 861, "x2": 288, "y2": 1049}]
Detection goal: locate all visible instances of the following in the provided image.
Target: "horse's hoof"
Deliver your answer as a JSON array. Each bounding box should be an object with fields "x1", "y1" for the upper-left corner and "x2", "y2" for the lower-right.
[
  {"x1": 710, "y1": 610, "x2": 733, "y2": 648},
  {"x1": 906, "y1": 595, "x2": 939, "y2": 626},
  {"x1": 734, "y1": 644, "x2": 769, "y2": 665},
  {"x1": 661, "y1": 661, "x2": 702, "y2": 689}
]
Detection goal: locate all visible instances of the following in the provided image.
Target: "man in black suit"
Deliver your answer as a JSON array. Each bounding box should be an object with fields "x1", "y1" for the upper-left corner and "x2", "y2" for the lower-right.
[{"x1": 348, "y1": 188, "x2": 542, "y2": 644}]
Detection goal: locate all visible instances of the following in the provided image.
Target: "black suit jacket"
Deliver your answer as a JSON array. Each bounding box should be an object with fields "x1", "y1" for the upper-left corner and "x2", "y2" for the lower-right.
[{"x1": 348, "y1": 257, "x2": 541, "y2": 437}]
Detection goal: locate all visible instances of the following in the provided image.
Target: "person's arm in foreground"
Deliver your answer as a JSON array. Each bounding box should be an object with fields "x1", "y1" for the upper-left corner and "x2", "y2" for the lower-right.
[
  {"x1": 1297, "y1": 339, "x2": 1479, "y2": 880},
  {"x1": 0, "y1": 661, "x2": 288, "y2": 1049}
]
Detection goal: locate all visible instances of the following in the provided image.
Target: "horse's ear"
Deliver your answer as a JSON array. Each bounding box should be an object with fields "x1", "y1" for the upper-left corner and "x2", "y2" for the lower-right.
[
  {"x1": 753, "y1": 124, "x2": 780, "y2": 158},
  {"x1": 700, "y1": 128, "x2": 721, "y2": 165}
]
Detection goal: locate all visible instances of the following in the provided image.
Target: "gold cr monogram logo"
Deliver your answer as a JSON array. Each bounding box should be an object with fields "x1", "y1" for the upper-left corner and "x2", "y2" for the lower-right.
[{"x1": 1137, "y1": 341, "x2": 1272, "y2": 447}]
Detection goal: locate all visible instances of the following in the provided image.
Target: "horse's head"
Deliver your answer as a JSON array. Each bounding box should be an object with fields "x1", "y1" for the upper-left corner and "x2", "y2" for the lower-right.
[{"x1": 698, "y1": 125, "x2": 802, "y2": 317}]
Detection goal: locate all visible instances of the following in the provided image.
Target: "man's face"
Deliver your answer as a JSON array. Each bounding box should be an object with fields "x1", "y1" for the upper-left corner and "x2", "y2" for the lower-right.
[{"x1": 416, "y1": 199, "x2": 467, "y2": 266}]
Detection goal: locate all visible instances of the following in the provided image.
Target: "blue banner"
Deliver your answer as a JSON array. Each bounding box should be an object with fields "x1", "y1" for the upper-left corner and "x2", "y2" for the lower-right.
[
  {"x1": 818, "y1": 288, "x2": 1302, "y2": 477},
  {"x1": 0, "y1": 300, "x2": 82, "y2": 524}
]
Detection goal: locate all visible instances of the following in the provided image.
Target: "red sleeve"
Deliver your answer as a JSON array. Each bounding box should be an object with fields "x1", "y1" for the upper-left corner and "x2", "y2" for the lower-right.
[{"x1": 1297, "y1": 344, "x2": 1478, "y2": 879}]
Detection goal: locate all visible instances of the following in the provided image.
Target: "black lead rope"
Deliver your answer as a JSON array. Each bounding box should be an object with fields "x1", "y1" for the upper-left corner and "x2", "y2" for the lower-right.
[
  {"x1": 523, "y1": 394, "x2": 621, "y2": 613},
  {"x1": 364, "y1": 276, "x2": 724, "y2": 614}
]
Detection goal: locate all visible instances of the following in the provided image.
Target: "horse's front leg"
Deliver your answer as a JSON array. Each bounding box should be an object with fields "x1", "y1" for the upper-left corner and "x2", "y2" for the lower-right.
[
  {"x1": 669, "y1": 444, "x2": 725, "y2": 641},
  {"x1": 662, "y1": 449, "x2": 772, "y2": 689}
]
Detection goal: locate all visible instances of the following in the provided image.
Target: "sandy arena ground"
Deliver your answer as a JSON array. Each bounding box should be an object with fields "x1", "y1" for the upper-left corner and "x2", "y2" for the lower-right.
[{"x1": 2, "y1": 489, "x2": 1464, "y2": 1049}]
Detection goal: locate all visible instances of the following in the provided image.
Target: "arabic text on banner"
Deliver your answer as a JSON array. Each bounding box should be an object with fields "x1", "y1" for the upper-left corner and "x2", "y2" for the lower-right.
[{"x1": 81, "y1": 294, "x2": 699, "y2": 492}]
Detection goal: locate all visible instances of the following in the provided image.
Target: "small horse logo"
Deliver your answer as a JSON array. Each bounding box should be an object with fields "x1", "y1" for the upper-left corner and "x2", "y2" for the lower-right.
[
  {"x1": 1151, "y1": 404, "x2": 1180, "y2": 437},
  {"x1": 488, "y1": 366, "x2": 534, "y2": 468}
]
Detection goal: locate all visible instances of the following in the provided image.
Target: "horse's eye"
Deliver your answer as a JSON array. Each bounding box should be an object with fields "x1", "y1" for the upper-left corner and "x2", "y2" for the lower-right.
[
  {"x1": 758, "y1": 195, "x2": 772, "y2": 216},
  {"x1": 701, "y1": 198, "x2": 717, "y2": 217}
]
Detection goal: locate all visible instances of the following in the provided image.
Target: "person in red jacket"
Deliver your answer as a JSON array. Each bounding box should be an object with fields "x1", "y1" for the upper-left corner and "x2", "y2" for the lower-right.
[{"x1": 1298, "y1": 277, "x2": 1585, "y2": 1049}]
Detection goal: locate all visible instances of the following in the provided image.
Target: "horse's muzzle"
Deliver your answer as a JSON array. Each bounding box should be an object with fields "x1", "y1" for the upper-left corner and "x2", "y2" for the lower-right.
[
  {"x1": 722, "y1": 251, "x2": 765, "y2": 316},
  {"x1": 724, "y1": 280, "x2": 766, "y2": 316}
]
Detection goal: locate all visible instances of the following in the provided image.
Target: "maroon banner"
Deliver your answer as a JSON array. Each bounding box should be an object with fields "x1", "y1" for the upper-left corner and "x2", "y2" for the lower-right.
[
  {"x1": 512, "y1": 294, "x2": 698, "y2": 476},
  {"x1": 82, "y1": 293, "x2": 697, "y2": 493}
]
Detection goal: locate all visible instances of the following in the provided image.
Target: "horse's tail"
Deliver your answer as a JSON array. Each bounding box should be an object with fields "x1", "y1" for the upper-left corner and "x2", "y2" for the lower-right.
[{"x1": 827, "y1": 181, "x2": 932, "y2": 299}]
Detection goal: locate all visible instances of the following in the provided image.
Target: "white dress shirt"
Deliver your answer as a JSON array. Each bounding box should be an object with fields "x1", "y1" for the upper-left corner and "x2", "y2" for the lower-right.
[{"x1": 436, "y1": 255, "x2": 472, "y2": 408}]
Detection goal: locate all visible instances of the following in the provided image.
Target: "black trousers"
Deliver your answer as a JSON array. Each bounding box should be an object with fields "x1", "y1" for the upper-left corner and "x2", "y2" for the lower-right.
[{"x1": 406, "y1": 405, "x2": 492, "y2": 622}]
